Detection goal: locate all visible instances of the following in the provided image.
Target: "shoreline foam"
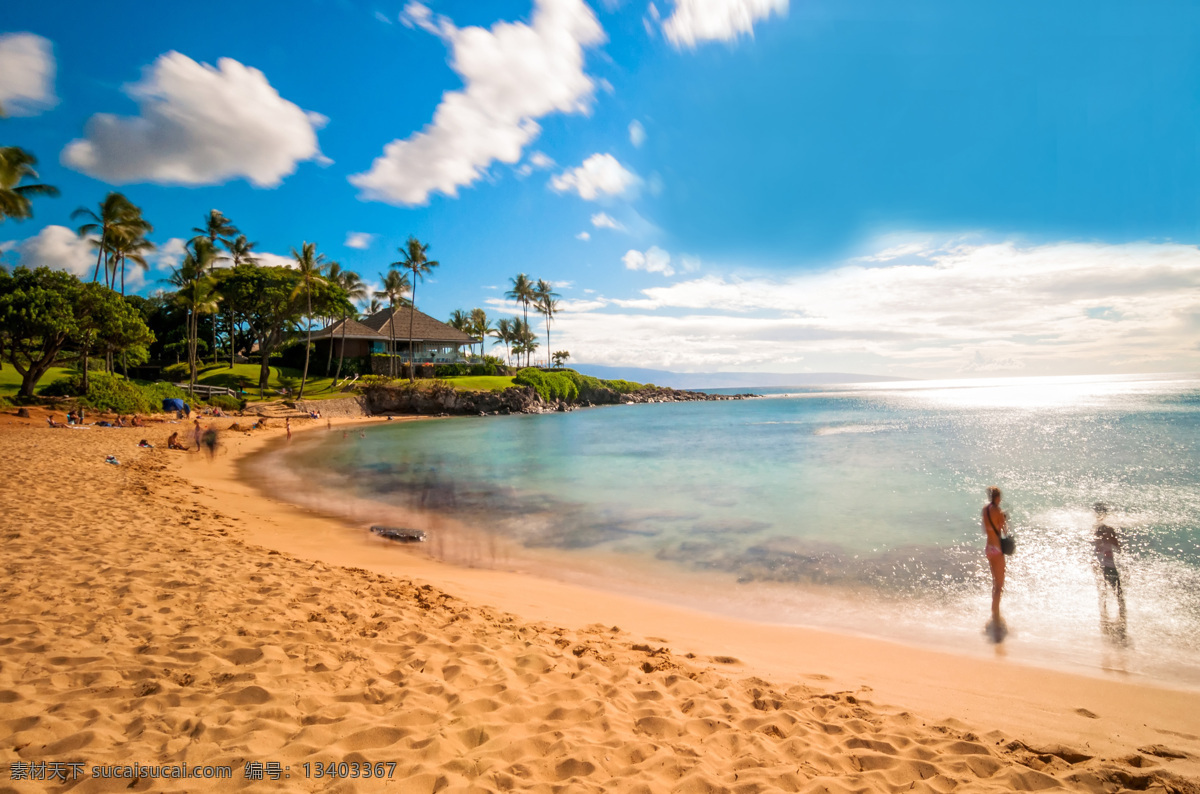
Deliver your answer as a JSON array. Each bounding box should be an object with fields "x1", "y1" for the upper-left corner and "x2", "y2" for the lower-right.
[{"x1": 2, "y1": 409, "x2": 1198, "y2": 792}]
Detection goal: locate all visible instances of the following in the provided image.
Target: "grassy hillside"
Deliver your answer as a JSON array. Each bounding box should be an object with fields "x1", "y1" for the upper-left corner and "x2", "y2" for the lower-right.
[
  {"x1": 0, "y1": 366, "x2": 75, "y2": 398},
  {"x1": 191, "y1": 363, "x2": 351, "y2": 401}
]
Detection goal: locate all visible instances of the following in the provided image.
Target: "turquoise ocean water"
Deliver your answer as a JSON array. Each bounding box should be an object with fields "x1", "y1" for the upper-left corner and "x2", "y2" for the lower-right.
[{"x1": 251, "y1": 373, "x2": 1200, "y2": 686}]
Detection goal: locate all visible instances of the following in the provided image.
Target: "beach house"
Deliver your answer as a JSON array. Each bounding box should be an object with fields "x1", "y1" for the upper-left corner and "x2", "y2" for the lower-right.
[{"x1": 311, "y1": 307, "x2": 475, "y2": 366}]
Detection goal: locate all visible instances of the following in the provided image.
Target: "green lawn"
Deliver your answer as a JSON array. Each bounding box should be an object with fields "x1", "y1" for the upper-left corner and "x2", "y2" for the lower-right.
[
  {"x1": 0, "y1": 365, "x2": 74, "y2": 398},
  {"x1": 192, "y1": 363, "x2": 356, "y2": 402},
  {"x1": 442, "y1": 375, "x2": 516, "y2": 392}
]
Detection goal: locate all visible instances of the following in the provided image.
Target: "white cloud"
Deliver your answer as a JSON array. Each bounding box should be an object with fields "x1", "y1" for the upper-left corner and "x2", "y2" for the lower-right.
[
  {"x1": 153, "y1": 238, "x2": 188, "y2": 272},
  {"x1": 516, "y1": 150, "x2": 557, "y2": 177},
  {"x1": 628, "y1": 119, "x2": 646, "y2": 147},
  {"x1": 576, "y1": 231, "x2": 591, "y2": 240},
  {"x1": 558, "y1": 238, "x2": 1200, "y2": 376},
  {"x1": 256, "y1": 252, "x2": 296, "y2": 270},
  {"x1": 61, "y1": 52, "x2": 326, "y2": 187},
  {"x1": 352, "y1": 0, "x2": 605, "y2": 205},
  {"x1": 661, "y1": 0, "x2": 788, "y2": 48},
  {"x1": 551, "y1": 153, "x2": 639, "y2": 200},
  {"x1": 622, "y1": 245, "x2": 675, "y2": 276},
  {"x1": 5, "y1": 226, "x2": 94, "y2": 278},
  {"x1": 375, "y1": 10, "x2": 395, "y2": 25},
  {"x1": 591, "y1": 212, "x2": 625, "y2": 230},
  {"x1": 345, "y1": 232, "x2": 375, "y2": 250},
  {"x1": 0, "y1": 33, "x2": 56, "y2": 116}
]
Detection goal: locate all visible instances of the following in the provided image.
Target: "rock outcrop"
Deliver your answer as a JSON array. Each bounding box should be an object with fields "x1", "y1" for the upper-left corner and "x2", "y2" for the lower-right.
[{"x1": 362, "y1": 383, "x2": 755, "y2": 417}]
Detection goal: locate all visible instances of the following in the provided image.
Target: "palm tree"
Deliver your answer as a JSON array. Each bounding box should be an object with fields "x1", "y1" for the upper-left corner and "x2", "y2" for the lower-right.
[
  {"x1": 492, "y1": 317, "x2": 516, "y2": 365},
  {"x1": 534, "y1": 279, "x2": 560, "y2": 367},
  {"x1": 366, "y1": 296, "x2": 384, "y2": 315},
  {"x1": 169, "y1": 240, "x2": 220, "y2": 395},
  {"x1": 72, "y1": 192, "x2": 143, "y2": 287},
  {"x1": 291, "y1": 242, "x2": 329, "y2": 399},
  {"x1": 375, "y1": 269, "x2": 412, "y2": 378},
  {"x1": 448, "y1": 309, "x2": 471, "y2": 358},
  {"x1": 0, "y1": 147, "x2": 59, "y2": 222},
  {"x1": 391, "y1": 236, "x2": 439, "y2": 381},
  {"x1": 192, "y1": 210, "x2": 239, "y2": 364},
  {"x1": 224, "y1": 234, "x2": 258, "y2": 368},
  {"x1": 448, "y1": 309, "x2": 470, "y2": 333},
  {"x1": 108, "y1": 219, "x2": 155, "y2": 296},
  {"x1": 192, "y1": 209, "x2": 237, "y2": 251},
  {"x1": 327, "y1": 263, "x2": 367, "y2": 382},
  {"x1": 505, "y1": 273, "x2": 536, "y2": 366},
  {"x1": 469, "y1": 307, "x2": 493, "y2": 359}
]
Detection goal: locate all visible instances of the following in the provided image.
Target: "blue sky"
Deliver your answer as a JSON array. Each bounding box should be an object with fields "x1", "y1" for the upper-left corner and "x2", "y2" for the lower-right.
[{"x1": 2, "y1": 0, "x2": 1199, "y2": 377}]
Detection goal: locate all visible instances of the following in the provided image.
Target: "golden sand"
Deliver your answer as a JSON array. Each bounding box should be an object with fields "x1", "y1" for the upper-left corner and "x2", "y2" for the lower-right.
[{"x1": 1, "y1": 408, "x2": 1197, "y2": 793}]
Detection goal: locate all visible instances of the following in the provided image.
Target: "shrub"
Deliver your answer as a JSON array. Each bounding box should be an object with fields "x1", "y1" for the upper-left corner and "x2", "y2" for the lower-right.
[
  {"x1": 140, "y1": 381, "x2": 192, "y2": 407},
  {"x1": 43, "y1": 372, "x2": 151, "y2": 414},
  {"x1": 162, "y1": 362, "x2": 190, "y2": 381},
  {"x1": 513, "y1": 368, "x2": 578, "y2": 403},
  {"x1": 435, "y1": 363, "x2": 469, "y2": 377},
  {"x1": 604, "y1": 379, "x2": 643, "y2": 394},
  {"x1": 468, "y1": 361, "x2": 498, "y2": 376},
  {"x1": 206, "y1": 394, "x2": 242, "y2": 412}
]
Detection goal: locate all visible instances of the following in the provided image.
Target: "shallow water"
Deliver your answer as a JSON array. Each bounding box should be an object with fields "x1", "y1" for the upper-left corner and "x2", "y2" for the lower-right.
[{"x1": 255, "y1": 373, "x2": 1200, "y2": 687}]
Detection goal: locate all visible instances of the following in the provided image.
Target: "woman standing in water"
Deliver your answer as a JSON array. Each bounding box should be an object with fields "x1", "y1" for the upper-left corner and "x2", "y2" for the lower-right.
[{"x1": 982, "y1": 486, "x2": 1007, "y2": 628}]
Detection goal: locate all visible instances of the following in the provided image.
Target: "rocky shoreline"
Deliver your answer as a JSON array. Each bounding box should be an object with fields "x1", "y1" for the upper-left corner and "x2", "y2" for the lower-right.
[
  {"x1": 285, "y1": 382, "x2": 757, "y2": 419},
  {"x1": 363, "y1": 382, "x2": 758, "y2": 416}
]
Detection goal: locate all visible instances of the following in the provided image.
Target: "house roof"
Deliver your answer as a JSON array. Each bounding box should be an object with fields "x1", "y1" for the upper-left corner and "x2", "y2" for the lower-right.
[
  {"x1": 314, "y1": 308, "x2": 474, "y2": 345},
  {"x1": 310, "y1": 317, "x2": 383, "y2": 340}
]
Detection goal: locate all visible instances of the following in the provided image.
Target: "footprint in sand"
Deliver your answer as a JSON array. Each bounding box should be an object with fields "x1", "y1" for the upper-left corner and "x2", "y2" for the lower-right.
[{"x1": 1075, "y1": 708, "x2": 1100, "y2": 719}]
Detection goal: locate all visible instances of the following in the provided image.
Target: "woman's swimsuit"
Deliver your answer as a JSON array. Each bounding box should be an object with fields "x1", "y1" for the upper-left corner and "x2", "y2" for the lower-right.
[{"x1": 983, "y1": 507, "x2": 1003, "y2": 559}]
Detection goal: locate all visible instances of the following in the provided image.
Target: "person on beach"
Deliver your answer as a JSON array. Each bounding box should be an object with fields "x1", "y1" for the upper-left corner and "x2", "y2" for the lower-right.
[
  {"x1": 200, "y1": 425, "x2": 219, "y2": 460},
  {"x1": 167, "y1": 432, "x2": 187, "y2": 450},
  {"x1": 1093, "y1": 503, "x2": 1126, "y2": 618},
  {"x1": 286, "y1": 418, "x2": 292, "y2": 442},
  {"x1": 982, "y1": 486, "x2": 1007, "y2": 628},
  {"x1": 192, "y1": 419, "x2": 202, "y2": 451}
]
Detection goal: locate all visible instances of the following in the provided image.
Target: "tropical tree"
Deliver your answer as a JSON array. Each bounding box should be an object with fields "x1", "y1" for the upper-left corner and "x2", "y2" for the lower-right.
[
  {"x1": 0, "y1": 147, "x2": 59, "y2": 223},
  {"x1": 192, "y1": 210, "x2": 239, "y2": 364},
  {"x1": 505, "y1": 273, "x2": 536, "y2": 366},
  {"x1": 552, "y1": 350, "x2": 570, "y2": 368},
  {"x1": 0, "y1": 267, "x2": 81, "y2": 396},
  {"x1": 74, "y1": 283, "x2": 155, "y2": 391},
  {"x1": 448, "y1": 309, "x2": 470, "y2": 334},
  {"x1": 223, "y1": 234, "x2": 258, "y2": 368},
  {"x1": 290, "y1": 242, "x2": 329, "y2": 399},
  {"x1": 469, "y1": 308, "x2": 492, "y2": 359},
  {"x1": 326, "y1": 262, "x2": 367, "y2": 383},
  {"x1": 491, "y1": 317, "x2": 516, "y2": 364},
  {"x1": 534, "y1": 279, "x2": 560, "y2": 367},
  {"x1": 108, "y1": 221, "x2": 155, "y2": 296},
  {"x1": 375, "y1": 269, "x2": 411, "y2": 378},
  {"x1": 366, "y1": 296, "x2": 384, "y2": 315},
  {"x1": 220, "y1": 264, "x2": 307, "y2": 396},
  {"x1": 72, "y1": 192, "x2": 146, "y2": 287},
  {"x1": 391, "y1": 236, "x2": 439, "y2": 380},
  {"x1": 169, "y1": 240, "x2": 220, "y2": 394},
  {"x1": 510, "y1": 317, "x2": 538, "y2": 367}
]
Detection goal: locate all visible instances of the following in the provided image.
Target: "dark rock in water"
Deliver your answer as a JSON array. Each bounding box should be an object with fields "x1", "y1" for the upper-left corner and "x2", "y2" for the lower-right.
[{"x1": 370, "y1": 525, "x2": 427, "y2": 543}]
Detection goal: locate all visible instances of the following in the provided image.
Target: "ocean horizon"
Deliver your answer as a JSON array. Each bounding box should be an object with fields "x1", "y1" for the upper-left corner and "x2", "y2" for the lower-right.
[{"x1": 250, "y1": 371, "x2": 1200, "y2": 688}]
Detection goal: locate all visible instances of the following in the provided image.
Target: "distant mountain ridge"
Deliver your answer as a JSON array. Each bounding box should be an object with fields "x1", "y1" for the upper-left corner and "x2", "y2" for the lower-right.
[{"x1": 570, "y1": 364, "x2": 902, "y2": 390}]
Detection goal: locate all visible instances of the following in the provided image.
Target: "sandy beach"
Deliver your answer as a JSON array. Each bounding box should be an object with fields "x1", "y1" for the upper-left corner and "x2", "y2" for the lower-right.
[{"x1": 2, "y1": 409, "x2": 1198, "y2": 793}]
